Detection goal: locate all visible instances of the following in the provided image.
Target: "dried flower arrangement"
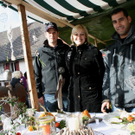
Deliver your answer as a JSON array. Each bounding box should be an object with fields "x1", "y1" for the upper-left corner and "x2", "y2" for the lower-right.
[{"x1": 0, "y1": 90, "x2": 35, "y2": 135}]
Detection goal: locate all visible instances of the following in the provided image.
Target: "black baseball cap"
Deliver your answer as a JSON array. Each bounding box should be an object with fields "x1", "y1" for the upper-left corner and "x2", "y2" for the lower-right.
[{"x1": 45, "y1": 22, "x2": 58, "y2": 32}]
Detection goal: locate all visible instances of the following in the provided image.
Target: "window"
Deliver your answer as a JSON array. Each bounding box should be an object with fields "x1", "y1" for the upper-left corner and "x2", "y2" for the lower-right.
[
  {"x1": 10, "y1": 61, "x2": 20, "y2": 72},
  {"x1": 10, "y1": 63, "x2": 16, "y2": 72}
]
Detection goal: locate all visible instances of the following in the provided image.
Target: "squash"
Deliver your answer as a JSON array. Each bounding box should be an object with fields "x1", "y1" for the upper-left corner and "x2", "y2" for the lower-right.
[
  {"x1": 82, "y1": 110, "x2": 91, "y2": 118},
  {"x1": 82, "y1": 109, "x2": 91, "y2": 124}
]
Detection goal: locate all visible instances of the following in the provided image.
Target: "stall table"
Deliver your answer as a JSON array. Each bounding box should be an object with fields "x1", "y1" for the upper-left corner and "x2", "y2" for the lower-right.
[{"x1": 2, "y1": 112, "x2": 131, "y2": 135}]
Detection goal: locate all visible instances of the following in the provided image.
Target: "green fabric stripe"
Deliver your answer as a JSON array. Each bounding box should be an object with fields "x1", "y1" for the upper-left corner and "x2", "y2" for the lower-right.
[
  {"x1": 0, "y1": 1, "x2": 8, "y2": 8},
  {"x1": 78, "y1": 0, "x2": 103, "y2": 12},
  {"x1": 0, "y1": 1, "x2": 4, "y2": 5},
  {"x1": 102, "y1": 0, "x2": 118, "y2": 7},
  {"x1": 28, "y1": 16, "x2": 43, "y2": 24},
  {"x1": 9, "y1": 6, "x2": 18, "y2": 12},
  {"x1": 33, "y1": 0, "x2": 75, "y2": 21},
  {"x1": 55, "y1": 0, "x2": 88, "y2": 16},
  {"x1": 0, "y1": 3, "x2": 18, "y2": 12},
  {"x1": 80, "y1": 11, "x2": 89, "y2": 16}
]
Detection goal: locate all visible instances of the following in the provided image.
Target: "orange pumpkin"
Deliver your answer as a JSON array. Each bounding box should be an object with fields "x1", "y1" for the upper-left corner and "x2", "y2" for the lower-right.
[
  {"x1": 127, "y1": 115, "x2": 133, "y2": 122},
  {"x1": 42, "y1": 125, "x2": 51, "y2": 135},
  {"x1": 28, "y1": 126, "x2": 33, "y2": 131},
  {"x1": 82, "y1": 110, "x2": 91, "y2": 118}
]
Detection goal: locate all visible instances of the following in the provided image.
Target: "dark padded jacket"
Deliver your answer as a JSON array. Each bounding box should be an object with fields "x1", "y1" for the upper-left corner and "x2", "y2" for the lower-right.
[
  {"x1": 66, "y1": 42, "x2": 105, "y2": 112},
  {"x1": 10, "y1": 78, "x2": 21, "y2": 89},
  {"x1": 34, "y1": 39, "x2": 69, "y2": 98},
  {"x1": 102, "y1": 25, "x2": 135, "y2": 108}
]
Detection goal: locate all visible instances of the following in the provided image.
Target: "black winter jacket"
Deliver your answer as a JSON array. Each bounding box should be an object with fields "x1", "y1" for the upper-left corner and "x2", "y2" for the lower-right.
[
  {"x1": 34, "y1": 39, "x2": 70, "y2": 98},
  {"x1": 102, "y1": 25, "x2": 135, "y2": 108},
  {"x1": 10, "y1": 78, "x2": 22, "y2": 89},
  {"x1": 66, "y1": 42, "x2": 105, "y2": 112}
]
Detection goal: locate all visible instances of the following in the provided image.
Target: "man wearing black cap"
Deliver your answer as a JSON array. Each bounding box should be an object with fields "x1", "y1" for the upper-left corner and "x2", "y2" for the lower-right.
[{"x1": 34, "y1": 22, "x2": 69, "y2": 112}]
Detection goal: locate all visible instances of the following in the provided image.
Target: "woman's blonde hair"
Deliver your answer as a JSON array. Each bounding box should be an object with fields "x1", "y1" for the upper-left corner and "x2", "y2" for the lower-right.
[
  {"x1": 12, "y1": 71, "x2": 21, "y2": 79},
  {"x1": 70, "y1": 24, "x2": 89, "y2": 44}
]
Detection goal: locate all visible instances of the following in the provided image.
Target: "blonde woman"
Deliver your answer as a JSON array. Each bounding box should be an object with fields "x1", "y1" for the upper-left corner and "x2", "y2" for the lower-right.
[{"x1": 66, "y1": 24, "x2": 105, "y2": 112}]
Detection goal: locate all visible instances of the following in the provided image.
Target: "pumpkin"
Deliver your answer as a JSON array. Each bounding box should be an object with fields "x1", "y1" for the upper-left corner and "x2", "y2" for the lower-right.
[{"x1": 82, "y1": 110, "x2": 91, "y2": 118}]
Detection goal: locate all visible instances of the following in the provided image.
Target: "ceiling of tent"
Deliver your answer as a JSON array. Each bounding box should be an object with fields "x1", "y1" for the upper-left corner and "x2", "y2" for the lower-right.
[{"x1": 0, "y1": 0, "x2": 135, "y2": 49}]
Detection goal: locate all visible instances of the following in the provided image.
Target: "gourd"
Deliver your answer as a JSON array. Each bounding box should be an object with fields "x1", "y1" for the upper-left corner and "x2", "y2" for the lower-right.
[
  {"x1": 39, "y1": 105, "x2": 55, "y2": 121},
  {"x1": 82, "y1": 110, "x2": 91, "y2": 124}
]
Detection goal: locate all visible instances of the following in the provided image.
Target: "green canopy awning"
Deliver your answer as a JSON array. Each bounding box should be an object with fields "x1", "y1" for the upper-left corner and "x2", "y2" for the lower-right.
[{"x1": 0, "y1": 0, "x2": 135, "y2": 47}]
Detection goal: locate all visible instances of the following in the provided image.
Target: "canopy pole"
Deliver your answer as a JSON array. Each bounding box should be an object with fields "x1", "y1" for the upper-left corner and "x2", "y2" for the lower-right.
[
  {"x1": 94, "y1": 39, "x2": 97, "y2": 47},
  {"x1": 18, "y1": 4, "x2": 39, "y2": 111}
]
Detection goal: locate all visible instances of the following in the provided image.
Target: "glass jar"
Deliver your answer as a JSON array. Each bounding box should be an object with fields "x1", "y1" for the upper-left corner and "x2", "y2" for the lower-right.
[{"x1": 36, "y1": 115, "x2": 56, "y2": 135}]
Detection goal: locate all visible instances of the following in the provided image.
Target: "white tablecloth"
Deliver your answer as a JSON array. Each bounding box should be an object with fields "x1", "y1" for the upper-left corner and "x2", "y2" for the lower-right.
[
  {"x1": 16, "y1": 112, "x2": 130, "y2": 135},
  {"x1": 88, "y1": 113, "x2": 130, "y2": 135}
]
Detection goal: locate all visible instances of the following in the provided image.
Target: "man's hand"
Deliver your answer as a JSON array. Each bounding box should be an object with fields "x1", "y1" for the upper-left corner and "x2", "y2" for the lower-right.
[
  {"x1": 101, "y1": 101, "x2": 110, "y2": 113},
  {"x1": 38, "y1": 96, "x2": 45, "y2": 105}
]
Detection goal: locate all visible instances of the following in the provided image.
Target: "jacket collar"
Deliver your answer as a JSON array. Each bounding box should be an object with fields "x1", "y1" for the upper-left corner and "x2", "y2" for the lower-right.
[
  {"x1": 43, "y1": 39, "x2": 64, "y2": 49},
  {"x1": 111, "y1": 24, "x2": 135, "y2": 43},
  {"x1": 71, "y1": 42, "x2": 89, "y2": 51}
]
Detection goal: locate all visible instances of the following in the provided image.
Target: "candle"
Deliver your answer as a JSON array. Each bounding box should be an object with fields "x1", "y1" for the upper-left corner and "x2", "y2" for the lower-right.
[
  {"x1": 67, "y1": 116, "x2": 80, "y2": 131},
  {"x1": 42, "y1": 125, "x2": 51, "y2": 135}
]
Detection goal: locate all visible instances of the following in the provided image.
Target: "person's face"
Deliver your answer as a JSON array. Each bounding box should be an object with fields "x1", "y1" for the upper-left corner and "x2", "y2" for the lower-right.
[
  {"x1": 72, "y1": 29, "x2": 86, "y2": 46},
  {"x1": 45, "y1": 28, "x2": 59, "y2": 46},
  {"x1": 111, "y1": 11, "x2": 131, "y2": 39}
]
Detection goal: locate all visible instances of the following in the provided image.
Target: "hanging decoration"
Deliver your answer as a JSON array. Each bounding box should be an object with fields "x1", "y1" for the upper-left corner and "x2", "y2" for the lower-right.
[
  {"x1": 0, "y1": 10, "x2": 9, "y2": 61},
  {"x1": 7, "y1": 25, "x2": 16, "y2": 61},
  {"x1": 6, "y1": 6, "x2": 16, "y2": 61}
]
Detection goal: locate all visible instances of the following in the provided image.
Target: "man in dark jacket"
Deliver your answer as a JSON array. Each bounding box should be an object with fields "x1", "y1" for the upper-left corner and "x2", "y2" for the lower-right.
[
  {"x1": 101, "y1": 8, "x2": 135, "y2": 113},
  {"x1": 33, "y1": 22, "x2": 69, "y2": 112}
]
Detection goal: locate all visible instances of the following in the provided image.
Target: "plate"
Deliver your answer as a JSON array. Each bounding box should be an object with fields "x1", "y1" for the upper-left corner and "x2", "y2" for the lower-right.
[
  {"x1": 103, "y1": 112, "x2": 127, "y2": 129},
  {"x1": 55, "y1": 112, "x2": 71, "y2": 118},
  {"x1": 55, "y1": 113, "x2": 68, "y2": 118}
]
